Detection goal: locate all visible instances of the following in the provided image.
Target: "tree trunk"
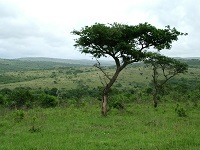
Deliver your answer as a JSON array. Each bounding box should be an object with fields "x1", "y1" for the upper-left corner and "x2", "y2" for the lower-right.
[
  {"x1": 102, "y1": 94, "x2": 108, "y2": 116},
  {"x1": 153, "y1": 88, "x2": 158, "y2": 108},
  {"x1": 99, "y1": 60, "x2": 127, "y2": 116},
  {"x1": 101, "y1": 67, "x2": 123, "y2": 116}
]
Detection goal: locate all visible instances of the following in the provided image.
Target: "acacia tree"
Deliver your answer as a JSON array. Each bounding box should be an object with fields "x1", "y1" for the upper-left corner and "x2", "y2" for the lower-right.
[
  {"x1": 144, "y1": 53, "x2": 188, "y2": 107},
  {"x1": 72, "y1": 22, "x2": 186, "y2": 116}
]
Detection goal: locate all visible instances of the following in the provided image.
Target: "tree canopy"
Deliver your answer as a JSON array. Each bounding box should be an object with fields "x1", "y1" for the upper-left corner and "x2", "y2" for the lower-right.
[
  {"x1": 145, "y1": 53, "x2": 188, "y2": 84},
  {"x1": 72, "y1": 22, "x2": 186, "y2": 65},
  {"x1": 144, "y1": 53, "x2": 188, "y2": 107}
]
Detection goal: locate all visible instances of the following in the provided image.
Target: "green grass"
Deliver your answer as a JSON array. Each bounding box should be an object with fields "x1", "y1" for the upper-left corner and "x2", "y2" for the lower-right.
[
  {"x1": 0, "y1": 102, "x2": 200, "y2": 149},
  {"x1": 0, "y1": 67, "x2": 174, "y2": 90}
]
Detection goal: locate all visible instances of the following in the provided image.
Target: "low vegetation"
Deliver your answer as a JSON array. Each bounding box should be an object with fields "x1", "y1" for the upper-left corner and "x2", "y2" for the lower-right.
[{"x1": 0, "y1": 102, "x2": 200, "y2": 149}]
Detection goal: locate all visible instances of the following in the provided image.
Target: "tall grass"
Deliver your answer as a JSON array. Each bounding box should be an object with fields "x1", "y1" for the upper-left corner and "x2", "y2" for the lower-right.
[{"x1": 0, "y1": 101, "x2": 200, "y2": 149}]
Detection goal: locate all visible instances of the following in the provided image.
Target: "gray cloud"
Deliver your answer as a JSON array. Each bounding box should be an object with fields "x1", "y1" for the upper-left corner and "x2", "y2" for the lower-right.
[
  {"x1": 0, "y1": 0, "x2": 199, "y2": 59},
  {"x1": 0, "y1": 1, "x2": 76, "y2": 59},
  {"x1": 145, "y1": 0, "x2": 200, "y2": 57}
]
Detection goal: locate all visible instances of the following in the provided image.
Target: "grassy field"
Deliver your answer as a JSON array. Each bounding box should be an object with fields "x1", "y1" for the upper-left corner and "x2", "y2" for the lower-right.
[
  {"x1": 0, "y1": 58, "x2": 200, "y2": 92},
  {"x1": 0, "y1": 66, "x2": 147, "y2": 90},
  {"x1": 1, "y1": 65, "x2": 200, "y2": 91},
  {"x1": 0, "y1": 58, "x2": 200, "y2": 149},
  {"x1": 0, "y1": 101, "x2": 200, "y2": 149}
]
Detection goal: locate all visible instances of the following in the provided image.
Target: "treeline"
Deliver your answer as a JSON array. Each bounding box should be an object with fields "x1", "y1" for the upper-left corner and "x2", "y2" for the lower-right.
[
  {"x1": 0, "y1": 77, "x2": 199, "y2": 110},
  {"x1": 0, "y1": 86, "x2": 102, "y2": 109}
]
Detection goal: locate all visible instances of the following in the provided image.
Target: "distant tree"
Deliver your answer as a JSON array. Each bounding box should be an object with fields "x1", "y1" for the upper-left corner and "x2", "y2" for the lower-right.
[
  {"x1": 72, "y1": 22, "x2": 186, "y2": 116},
  {"x1": 144, "y1": 53, "x2": 188, "y2": 107}
]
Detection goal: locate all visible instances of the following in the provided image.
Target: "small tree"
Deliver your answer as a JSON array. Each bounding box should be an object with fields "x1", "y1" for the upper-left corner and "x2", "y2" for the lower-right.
[
  {"x1": 144, "y1": 53, "x2": 188, "y2": 107},
  {"x1": 72, "y1": 22, "x2": 186, "y2": 116}
]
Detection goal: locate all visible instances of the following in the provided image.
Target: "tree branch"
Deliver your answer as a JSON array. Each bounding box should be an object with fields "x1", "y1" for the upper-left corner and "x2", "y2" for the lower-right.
[
  {"x1": 98, "y1": 74, "x2": 107, "y2": 86},
  {"x1": 94, "y1": 59, "x2": 111, "y2": 80}
]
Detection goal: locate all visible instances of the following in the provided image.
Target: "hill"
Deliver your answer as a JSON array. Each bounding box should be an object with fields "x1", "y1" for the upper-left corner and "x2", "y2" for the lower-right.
[
  {"x1": 0, "y1": 57, "x2": 114, "y2": 72},
  {"x1": 17, "y1": 57, "x2": 114, "y2": 66},
  {"x1": 178, "y1": 58, "x2": 200, "y2": 68}
]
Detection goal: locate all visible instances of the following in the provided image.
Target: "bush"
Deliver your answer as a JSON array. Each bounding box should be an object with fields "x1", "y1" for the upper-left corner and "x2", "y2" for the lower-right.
[
  {"x1": 44, "y1": 88, "x2": 58, "y2": 96},
  {"x1": 109, "y1": 94, "x2": 126, "y2": 110},
  {"x1": 0, "y1": 88, "x2": 12, "y2": 95},
  {"x1": 0, "y1": 94, "x2": 5, "y2": 105},
  {"x1": 8, "y1": 89, "x2": 34, "y2": 108},
  {"x1": 175, "y1": 104, "x2": 187, "y2": 117},
  {"x1": 39, "y1": 94, "x2": 57, "y2": 108},
  {"x1": 177, "y1": 107, "x2": 187, "y2": 117},
  {"x1": 146, "y1": 87, "x2": 153, "y2": 95},
  {"x1": 188, "y1": 90, "x2": 200, "y2": 102},
  {"x1": 12, "y1": 110, "x2": 25, "y2": 122}
]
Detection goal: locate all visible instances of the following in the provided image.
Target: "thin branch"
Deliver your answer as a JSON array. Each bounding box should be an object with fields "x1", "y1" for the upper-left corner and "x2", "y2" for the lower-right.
[
  {"x1": 98, "y1": 74, "x2": 107, "y2": 86},
  {"x1": 94, "y1": 59, "x2": 111, "y2": 80},
  {"x1": 159, "y1": 74, "x2": 175, "y2": 88}
]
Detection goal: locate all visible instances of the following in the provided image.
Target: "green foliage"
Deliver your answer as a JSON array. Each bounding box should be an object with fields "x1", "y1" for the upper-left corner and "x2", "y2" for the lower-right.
[
  {"x1": 72, "y1": 22, "x2": 186, "y2": 60},
  {"x1": 44, "y1": 87, "x2": 58, "y2": 96},
  {"x1": 72, "y1": 22, "x2": 186, "y2": 115},
  {"x1": 62, "y1": 86, "x2": 100, "y2": 100},
  {"x1": 109, "y1": 95, "x2": 125, "y2": 110},
  {"x1": 146, "y1": 87, "x2": 153, "y2": 95},
  {"x1": 145, "y1": 53, "x2": 188, "y2": 76},
  {"x1": 175, "y1": 104, "x2": 187, "y2": 117},
  {"x1": 39, "y1": 94, "x2": 57, "y2": 108},
  {"x1": 0, "y1": 88, "x2": 12, "y2": 95},
  {"x1": 188, "y1": 90, "x2": 200, "y2": 102},
  {"x1": 108, "y1": 89, "x2": 139, "y2": 110},
  {"x1": 12, "y1": 109, "x2": 25, "y2": 122},
  {"x1": 29, "y1": 116, "x2": 41, "y2": 133},
  {"x1": 9, "y1": 89, "x2": 34, "y2": 108},
  {"x1": 0, "y1": 57, "x2": 199, "y2": 111},
  {"x1": 0, "y1": 94, "x2": 5, "y2": 105},
  {"x1": 144, "y1": 53, "x2": 188, "y2": 107}
]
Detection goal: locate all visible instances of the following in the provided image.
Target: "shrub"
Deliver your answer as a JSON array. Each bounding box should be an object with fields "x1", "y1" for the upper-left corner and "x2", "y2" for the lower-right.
[
  {"x1": 146, "y1": 87, "x2": 153, "y2": 95},
  {"x1": 40, "y1": 94, "x2": 57, "y2": 108},
  {"x1": 109, "y1": 95, "x2": 126, "y2": 110},
  {"x1": 175, "y1": 104, "x2": 187, "y2": 117},
  {"x1": 0, "y1": 88, "x2": 12, "y2": 95},
  {"x1": 177, "y1": 107, "x2": 187, "y2": 117},
  {"x1": 0, "y1": 94, "x2": 5, "y2": 105},
  {"x1": 8, "y1": 89, "x2": 34, "y2": 108},
  {"x1": 29, "y1": 116, "x2": 41, "y2": 133},
  {"x1": 12, "y1": 110, "x2": 25, "y2": 122},
  {"x1": 188, "y1": 90, "x2": 200, "y2": 102}
]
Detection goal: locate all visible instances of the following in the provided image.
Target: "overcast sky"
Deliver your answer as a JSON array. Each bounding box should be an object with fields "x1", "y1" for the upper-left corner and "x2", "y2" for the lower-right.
[{"x1": 0, "y1": 0, "x2": 199, "y2": 59}]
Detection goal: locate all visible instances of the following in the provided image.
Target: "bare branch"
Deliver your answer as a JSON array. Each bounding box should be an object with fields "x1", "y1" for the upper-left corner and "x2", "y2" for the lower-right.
[
  {"x1": 98, "y1": 74, "x2": 107, "y2": 86},
  {"x1": 94, "y1": 59, "x2": 111, "y2": 81}
]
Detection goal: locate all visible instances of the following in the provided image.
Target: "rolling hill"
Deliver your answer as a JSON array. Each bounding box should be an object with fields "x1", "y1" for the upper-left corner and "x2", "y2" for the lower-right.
[{"x1": 0, "y1": 57, "x2": 114, "y2": 72}]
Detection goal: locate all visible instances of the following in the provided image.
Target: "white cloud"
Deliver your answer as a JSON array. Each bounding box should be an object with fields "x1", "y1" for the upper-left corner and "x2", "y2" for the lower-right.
[{"x1": 0, "y1": 0, "x2": 199, "y2": 59}]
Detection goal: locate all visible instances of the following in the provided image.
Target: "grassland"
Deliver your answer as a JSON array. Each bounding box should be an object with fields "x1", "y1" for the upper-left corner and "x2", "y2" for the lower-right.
[
  {"x1": 0, "y1": 64, "x2": 200, "y2": 92},
  {"x1": 0, "y1": 101, "x2": 200, "y2": 149},
  {"x1": 0, "y1": 58, "x2": 200, "y2": 149}
]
